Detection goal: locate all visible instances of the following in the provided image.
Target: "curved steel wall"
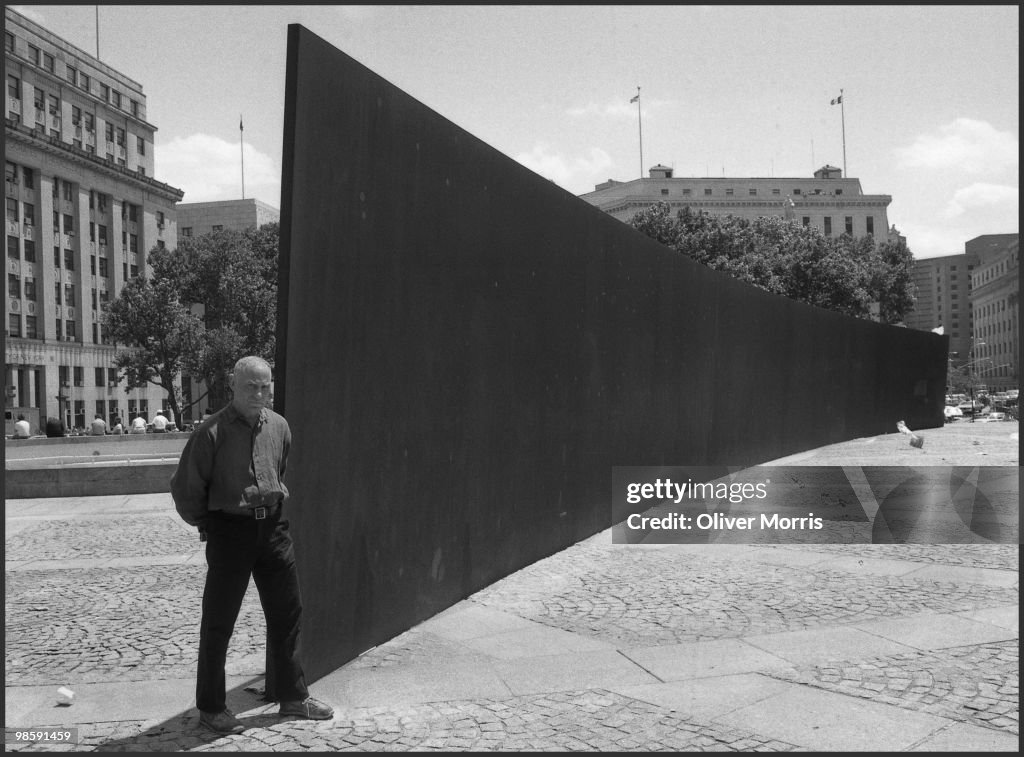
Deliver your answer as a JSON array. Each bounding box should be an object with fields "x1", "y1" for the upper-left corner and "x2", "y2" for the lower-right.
[{"x1": 276, "y1": 25, "x2": 948, "y2": 681}]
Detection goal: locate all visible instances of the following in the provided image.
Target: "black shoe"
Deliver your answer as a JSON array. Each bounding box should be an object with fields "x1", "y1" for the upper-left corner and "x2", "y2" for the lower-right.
[
  {"x1": 199, "y1": 708, "x2": 245, "y2": 734},
  {"x1": 279, "y1": 696, "x2": 334, "y2": 720}
]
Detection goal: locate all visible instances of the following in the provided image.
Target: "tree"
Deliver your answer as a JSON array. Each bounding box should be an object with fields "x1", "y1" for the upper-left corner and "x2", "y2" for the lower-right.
[
  {"x1": 148, "y1": 224, "x2": 279, "y2": 412},
  {"x1": 103, "y1": 276, "x2": 204, "y2": 424},
  {"x1": 628, "y1": 203, "x2": 916, "y2": 323}
]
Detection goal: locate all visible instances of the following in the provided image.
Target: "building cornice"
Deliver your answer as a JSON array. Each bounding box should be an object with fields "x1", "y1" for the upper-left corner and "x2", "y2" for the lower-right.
[{"x1": 5, "y1": 119, "x2": 184, "y2": 202}]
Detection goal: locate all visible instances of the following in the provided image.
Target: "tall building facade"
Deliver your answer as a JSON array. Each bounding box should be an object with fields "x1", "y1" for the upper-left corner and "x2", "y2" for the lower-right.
[
  {"x1": 966, "y1": 234, "x2": 1018, "y2": 391},
  {"x1": 176, "y1": 198, "x2": 279, "y2": 238},
  {"x1": 5, "y1": 7, "x2": 184, "y2": 432},
  {"x1": 904, "y1": 253, "x2": 977, "y2": 364},
  {"x1": 579, "y1": 164, "x2": 896, "y2": 244}
]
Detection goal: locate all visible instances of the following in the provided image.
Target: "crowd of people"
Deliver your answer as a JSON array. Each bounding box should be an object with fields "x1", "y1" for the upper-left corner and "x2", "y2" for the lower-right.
[{"x1": 9, "y1": 408, "x2": 208, "y2": 439}]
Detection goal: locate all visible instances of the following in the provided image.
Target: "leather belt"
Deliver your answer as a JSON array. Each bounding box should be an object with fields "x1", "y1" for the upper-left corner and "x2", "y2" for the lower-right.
[{"x1": 212, "y1": 503, "x2": 281, "y2": 521}]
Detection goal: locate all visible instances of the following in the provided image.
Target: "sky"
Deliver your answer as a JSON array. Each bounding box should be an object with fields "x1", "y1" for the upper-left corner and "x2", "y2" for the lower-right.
[{"x1": 12, "y1": 4, "x2": 1019, "y2": 260}]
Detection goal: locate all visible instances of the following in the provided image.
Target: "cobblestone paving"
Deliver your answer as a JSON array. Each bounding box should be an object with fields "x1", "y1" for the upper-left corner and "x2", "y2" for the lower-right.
[
  {"x1": 771, "y1": 640, "x2": 1019, "y2": 735},
  {"x1": 466, "y1": 542, "x2": 1020, "y2": 647},
  {"x1": 5, "y1": 690, "x2": 803, "y2": 752},
  {"x1": 5, "y1": 566, "x2": 266, "y2": 685},
  {"x1": 5, "y1": 516, "x2": 195, "y2": 562}
]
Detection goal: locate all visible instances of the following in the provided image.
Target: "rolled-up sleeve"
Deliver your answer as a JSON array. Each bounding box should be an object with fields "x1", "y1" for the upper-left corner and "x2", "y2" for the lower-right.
[{"x1": 170, "y1": 428, "x2": 215, "y2": 527}]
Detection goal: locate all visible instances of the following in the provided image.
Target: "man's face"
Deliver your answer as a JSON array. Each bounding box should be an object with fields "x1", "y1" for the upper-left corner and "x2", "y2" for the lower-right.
[{"x1": 230, "y1": 363, "x2": 273, "y2": 420}]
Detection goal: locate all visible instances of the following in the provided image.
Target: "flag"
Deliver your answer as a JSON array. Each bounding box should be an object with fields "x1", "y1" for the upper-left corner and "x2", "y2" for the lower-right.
[
  {"x1": 239, "y1": 116, "x2": 244, "y2": 131},
  {"x1": 830, "y1": 95, "x2": 842, "y2": 105},
  {"x1": 629, "y1": 94, "x2": 639, "y2": 103}
]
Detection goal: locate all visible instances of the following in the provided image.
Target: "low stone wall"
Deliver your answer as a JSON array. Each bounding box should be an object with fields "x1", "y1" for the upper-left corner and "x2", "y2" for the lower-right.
[{"x1": 5, "y1": 462, "x2": 178, "y2": 499}]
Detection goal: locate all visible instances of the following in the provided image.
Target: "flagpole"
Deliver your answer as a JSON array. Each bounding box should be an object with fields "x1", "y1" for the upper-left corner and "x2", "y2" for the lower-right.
[
  {"x1": 632, "y1": 86, "x2": 643, "y2": 179},
  {"x1": 95, "y1": 6, "x2": 100, "y2": 59},
  {"x1": 239, "y1": 115, "x2": 245, "y2": 199},
  {"x1": 839, "y1": 88, "x2": 847, "y2": 177}
]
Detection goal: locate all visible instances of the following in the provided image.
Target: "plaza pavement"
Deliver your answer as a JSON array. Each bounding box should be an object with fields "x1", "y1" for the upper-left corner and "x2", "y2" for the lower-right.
[{"x1": 4, "y1": 420, "x2": 1019, "y2": 752}]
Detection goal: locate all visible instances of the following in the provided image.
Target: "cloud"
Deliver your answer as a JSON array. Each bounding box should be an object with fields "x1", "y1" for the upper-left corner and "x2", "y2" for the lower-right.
[
  {"x1": 895, "y1": 119, "x2": 1018, "y2": 174},
  {"x1": 156, "y1": 133, "x2": 279, "y2": 204},
  {"x1": 944, "y1": 182, "x2": 1019, "y2": 219},
  {"x1": 514, "y1": 143, "x2": 613, "y2": 193}
]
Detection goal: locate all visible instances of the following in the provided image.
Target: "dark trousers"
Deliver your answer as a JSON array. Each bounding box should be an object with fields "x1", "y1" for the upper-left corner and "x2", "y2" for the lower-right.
[{"x1": 196, "y1": 509, "x2": 308, "y2": 713}]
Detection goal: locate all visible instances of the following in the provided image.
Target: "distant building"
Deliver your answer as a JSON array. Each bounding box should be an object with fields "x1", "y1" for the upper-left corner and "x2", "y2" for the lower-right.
[
  {"x1": 579, "y1": 164, "x2": 895, "y2": 244},
  {"x1": 905, "y1": 233, "x2": 1018, "y2": 391},
  {"x1": 4, "y1": 7, "x2": 184, "y2": 431},
  {"x1": 904, "y1": 253, "x2": 977, "y2": 366},
  {"x1": 176, "y1": 198, "x2": 279, "y2": 238},
  {"x1": 966, "y1": 234, "x2": 1018, "y2": 390}
]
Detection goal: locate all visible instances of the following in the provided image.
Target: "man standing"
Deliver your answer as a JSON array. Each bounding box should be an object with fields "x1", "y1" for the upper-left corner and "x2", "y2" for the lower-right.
[{"x1": 170, "y1": 356, "x2": 333, "y2": 734}]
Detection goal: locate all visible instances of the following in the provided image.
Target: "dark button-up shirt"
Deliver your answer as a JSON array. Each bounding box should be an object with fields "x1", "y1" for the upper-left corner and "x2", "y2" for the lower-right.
[{"x1": 170, "y1": 404, "x2": 291, "y2": 527}]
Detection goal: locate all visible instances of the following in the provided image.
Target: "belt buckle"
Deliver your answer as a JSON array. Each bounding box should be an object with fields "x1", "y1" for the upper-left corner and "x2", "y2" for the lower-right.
[{"x1": 254, "y1": 506, "x2": 268, "y2": 520}]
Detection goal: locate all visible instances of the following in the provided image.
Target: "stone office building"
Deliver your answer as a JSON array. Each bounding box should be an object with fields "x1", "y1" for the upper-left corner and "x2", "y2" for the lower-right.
[
  {"x1": 5, "y1": 7, "x2": 184, "y2": 433},
  {"x1": 579, "y1": 164, "x2": 898, "y2": 244}
]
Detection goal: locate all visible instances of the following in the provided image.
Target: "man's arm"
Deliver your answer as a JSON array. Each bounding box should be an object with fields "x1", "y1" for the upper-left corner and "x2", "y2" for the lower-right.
[{"x1": 170, "y1": 429, "x2": 215, "y2": 528}]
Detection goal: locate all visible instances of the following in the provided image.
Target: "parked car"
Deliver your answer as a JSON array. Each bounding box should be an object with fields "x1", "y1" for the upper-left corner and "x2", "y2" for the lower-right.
[
  {"x1": 977, "y1": 412, "x2": 1008, "y2": 422},
  {"x1": 943, "y1": 405, "x2": 964, "y2": 422}
]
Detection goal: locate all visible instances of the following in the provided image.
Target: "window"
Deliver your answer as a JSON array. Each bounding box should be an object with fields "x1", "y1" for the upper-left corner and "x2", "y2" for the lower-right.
[
  {"x1": 74, "y1": 366, "x2": 84, "y2": 387},
  {"x1": 72, "y1": 105, "x2": 81, "y2": 125},
  {"x1": 34, "y1": 87, "x2": 44, "y2": 110},
  {"x1": 101, "y1": 83, "x2": 110, "y2": 102},
  {"x1": 137, "y1": 135, "x2": 145, "y2": 155},
  {"x1": 112, "y1": 90, "x2": 121, "y2": 109},
  {"x1": 90, "y1": 255, "x2": 96, "y2": 275},
  {"x1": 660, "y1": 189, "x2": 669, "y2": 195},
  {"x1": 682, "y1": 188, "x2": 691, "y2": 196},
  {"x1": 89, "y1": 222, "x2": 95, "y2": 242},
  {"x1": 703, "y1": 188, "x2": 712, "y2": 196},
  {"x1": 9, "y1": 313, "x2": 21, "y2": 338},
  {"x1": 84, "y1": 112, "x2": 94, "y2": 131},
  {"x1": 23, "y1": 167, "x2": 33, "y2": 189},
  {"x1": 66, "y1": 65, "x2": 77, "y2": 85},
  {"x1": 8, "y1": 273, "x2": 21, "y2": 298},
  {"x1": 98, "y1": 257, "x2": 108, "y2": 277},
  {"x1": 772, "y1": 188, "x2": 781, "y2": 195},
  {"x1": 866, "y1": 216, "x2": 874, "y2": 236},
  {"x1": 25, "y1": 315, "x2": 37, "y2": 339},
  {"x1": 43, "y1": 53, "x2": 55, "y2": 72},
  {"x1": 7, "y1": 73, "x2": 19, "y2": 99},
  {"x1": 98, "y1": 194, "x2": 107, "y2": 213},
  {"x1": 156, "y1": 211, "x2": 165, "y2": 227},
  {"x1": 53, "y1": 210, "x2": 59, "y2": 231},
  {"x1": 64, "y1": 283, "x2": 76, "y2": 306},
  {"x1": 130, "y1": 263, "x2": 138, "y2": 277},
  {"x1": 792, "y1": 188, "x2": 802, "y2": 195},
  {"x1": 24, "y1": 203, "x2": 34, "y2": 226},
  {"x1": 129, "y1": 234, "x2": 138, "y2": 253},
  {"x1": 105, "y1": 123, "x2": 114, "y2": 143},
  {"x1": 23, "y1": 239, "x2": 35, "y2": 262},
  {"x1": 4, "y1": 31, "x2": 13, "y2": 53},
  {"x1": 122, "y1": 263, "x2": 128, "y2": 281},
  {"x1": 55, "y1": 281, "x2": 62, "y2": 304},
  {"x1": 24, "y1": 277, "x2": 36, "y2": 301},
  {"x1": 108, "y1": 367, "x2": 117, "y2": 385},
  {"x1": 53, "y1": 246, "x2": 61, "y2": 268},
  {"x1": 823, "y1": 216, "x2": 832, "y2": 235},
  {"x1": 749, "y1": 188, "x2": 757, "y2": 196},
  {"x1": 128, "y1": 203, "x2": 138, "y2": 222},
  {"x1": 7, "y1": 235, "x2": 18, "y2": 259},
  {"x1": 156, "y1": 240, "x2": 165, "y2": 250},
  {"x1": 802, "y1": 217, "x2": 810, "y2": 227},
  {"x1": 6, "y1": 197, "x2": 16, "y2": 222},
  {"x1": 845, "y1": 216, "x2": 853, "y2": 235},
  {"x1": 66, "y1": 320, "x2": 76, "y2": 339},
  {"x1": 181, "y1": 227, "x2": 193, "y2": 238},
  {"x1": 116, "y1": 127, "x2": 125, "y2": 147},
  {"x1": 28, "y1": 45, "x2": 40, "y2": 65},
  {"x1": 64, "y1": 214, "x2": 74, "y2": 234},
  {"x1": 91, "y1": 288, "x2": 97, "y2": 309},
  {"x1": 92, "y1": 323, "x2": 98, "y2": 342},
  {"x1": 725, "y1": 188, "x2": 734, "y2": 196},
  {"x1": 47, "y1": 93, "x2": 59, "y2": 116},
  {"x1": 79, "y1": 72, "x2": 90, "y2": 92},
  {"x1": 64, "y1": 249, "x2": 75, "y2": 271},
  {"x1": 131, "y1": 99, "x2": 139, "y2": 117},
  {"x1": 98, "y1": 225, "x2": 108, "y2": 245}
]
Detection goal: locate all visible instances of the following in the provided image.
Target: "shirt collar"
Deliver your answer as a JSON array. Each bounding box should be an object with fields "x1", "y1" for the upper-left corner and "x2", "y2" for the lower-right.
[{"x1": 222, "y1": 404, "x2": 268, "y2": 427}]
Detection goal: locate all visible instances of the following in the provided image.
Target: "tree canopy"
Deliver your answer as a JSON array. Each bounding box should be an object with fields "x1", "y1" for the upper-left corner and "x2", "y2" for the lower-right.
[
  {"x1": 629, "y1": 203, "x2": 915, "y2": 324},
  {"x1": 103, "y1": 223, "x2": 279, "y2": 419}
]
